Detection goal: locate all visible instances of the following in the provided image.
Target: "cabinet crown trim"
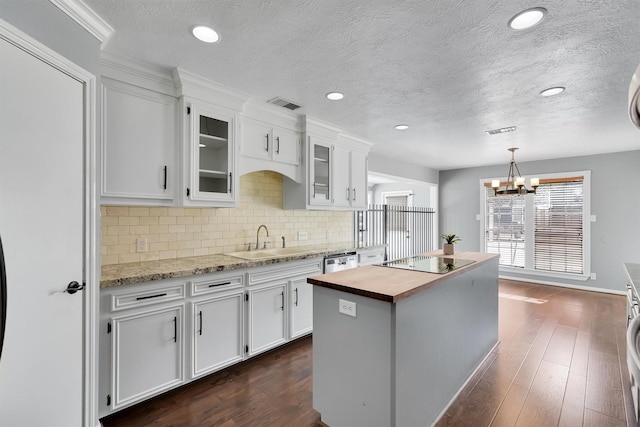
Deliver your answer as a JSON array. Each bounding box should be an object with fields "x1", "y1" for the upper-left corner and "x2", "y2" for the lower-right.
[
  {"x1": 173, "y1": 68, "x2": 248, "y2": 111},
  {"x1": 101, "y1": 51, "x2": 177, "y2": 96}
]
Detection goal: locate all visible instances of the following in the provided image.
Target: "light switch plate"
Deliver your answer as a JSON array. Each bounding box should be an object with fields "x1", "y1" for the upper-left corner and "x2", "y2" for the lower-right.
[
  {"x1": 298, "y1": 231, "x2": 308, "y2": 241},
  {"x1": 339, "y1": 299, "x2": 356, "y2": 317}
]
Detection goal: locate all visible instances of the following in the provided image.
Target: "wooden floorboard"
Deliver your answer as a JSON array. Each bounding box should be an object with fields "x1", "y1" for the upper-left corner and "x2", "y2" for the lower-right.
[{"x1": 100, "y1": 280, "x2": 631, "y2": 427}]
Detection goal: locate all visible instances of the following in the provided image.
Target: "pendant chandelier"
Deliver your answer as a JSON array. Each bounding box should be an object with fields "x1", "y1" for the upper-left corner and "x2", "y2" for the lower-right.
[{"x1": 491, "y1": 148, "x2": 539, "y2": 196}]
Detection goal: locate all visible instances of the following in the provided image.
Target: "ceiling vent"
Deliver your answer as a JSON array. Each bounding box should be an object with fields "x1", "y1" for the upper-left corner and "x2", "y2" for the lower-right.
[
  {"x1": 486, "y1": 126, "x2": 517, "y2": 135},
  {"x1": 267, "y1": 97, "x2": 302, "y2": 111}
]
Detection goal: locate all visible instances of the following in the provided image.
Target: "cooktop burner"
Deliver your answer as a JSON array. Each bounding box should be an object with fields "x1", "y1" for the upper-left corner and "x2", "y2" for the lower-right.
[{"x1": 376, "y1": 255, "x2": 476, "y2": 274}]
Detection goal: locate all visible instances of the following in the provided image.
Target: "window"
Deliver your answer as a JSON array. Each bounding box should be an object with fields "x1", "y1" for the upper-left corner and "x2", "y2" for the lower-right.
[{"x1": 481, "y1": 172, "x2": 590, "y2": 280}]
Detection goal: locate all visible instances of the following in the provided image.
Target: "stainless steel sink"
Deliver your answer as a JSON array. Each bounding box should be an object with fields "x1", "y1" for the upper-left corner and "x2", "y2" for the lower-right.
[{"x1": 226, "y1": 247, "x2": 312, "y2": 260}]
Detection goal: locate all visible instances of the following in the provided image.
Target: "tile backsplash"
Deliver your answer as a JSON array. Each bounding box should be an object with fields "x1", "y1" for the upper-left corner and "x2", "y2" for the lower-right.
[{"x1": 101, "y1": 171, "x2": 354, "y2": 265}]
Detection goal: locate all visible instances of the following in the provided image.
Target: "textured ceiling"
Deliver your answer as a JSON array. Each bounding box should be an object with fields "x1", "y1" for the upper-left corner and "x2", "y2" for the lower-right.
[{"x1": 84, "y1": 0, "x2": 640, "y2": 170}]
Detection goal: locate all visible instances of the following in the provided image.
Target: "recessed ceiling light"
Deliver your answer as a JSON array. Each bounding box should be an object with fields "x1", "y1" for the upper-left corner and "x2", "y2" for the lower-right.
[
  {"x1": 539, "y1": 86, "x2": 565, "y2": 97},
  {"x1": 326, "y1": 92, "x2": 344, "y2": 101},
  {"x1": 192, "y1": 25, "x2": 219, "y2": 43},
  {"x1": 508, "y1": 7, "x2": 547, "y2": 30},
  {"x1": 394, "y1": 124, "x2": 409, "y2": 130}
]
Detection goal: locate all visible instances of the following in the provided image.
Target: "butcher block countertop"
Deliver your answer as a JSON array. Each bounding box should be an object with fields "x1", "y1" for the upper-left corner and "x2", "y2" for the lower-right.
[{"x1": 308, "y1": 251, "x2": 498, "y2": 303}]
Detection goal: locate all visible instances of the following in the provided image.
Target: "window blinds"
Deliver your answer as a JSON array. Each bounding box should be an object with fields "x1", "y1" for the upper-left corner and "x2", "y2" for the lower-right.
[
  {"x1": 483, "y1": 175, "x2": 585, "y2": 276},
  {"x1": 533, "y1": 179, "x2": 584, "y2": 274}
]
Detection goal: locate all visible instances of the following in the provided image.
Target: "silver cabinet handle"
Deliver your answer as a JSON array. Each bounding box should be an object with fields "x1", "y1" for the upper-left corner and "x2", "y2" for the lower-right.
[
  {"x1": 265, "y1": 134, "x2": 269, "y2": 151},
  {"x1": 276, "y1": 136, "x2": 280, "y2": 154}
]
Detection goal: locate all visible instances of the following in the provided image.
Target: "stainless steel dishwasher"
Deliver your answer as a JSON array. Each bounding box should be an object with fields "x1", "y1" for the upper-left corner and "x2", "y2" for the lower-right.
[{"x1": 323, "y1": 252, "x2": 358, "y2": 273}]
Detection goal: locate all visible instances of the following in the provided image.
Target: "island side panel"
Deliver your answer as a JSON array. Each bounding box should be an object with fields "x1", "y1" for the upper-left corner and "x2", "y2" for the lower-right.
[
  {"x1": 312, "y1": 286, "x2": 393, "y2": 427},
  {"x1": 393, "y1": 257, "x2": 499, "y2": 426}
]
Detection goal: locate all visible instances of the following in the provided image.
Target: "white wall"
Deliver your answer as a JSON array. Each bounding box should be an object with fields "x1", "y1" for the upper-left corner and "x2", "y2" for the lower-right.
[
  {"x1": 372, "y1": 181, "x2": 434, "y2": 207},
  {"x1": 368, "y1": 152, "x2": 439, "y2": 184},
  {"x1": 439, "y1": 150, "x2": 640, "y2": 293}
]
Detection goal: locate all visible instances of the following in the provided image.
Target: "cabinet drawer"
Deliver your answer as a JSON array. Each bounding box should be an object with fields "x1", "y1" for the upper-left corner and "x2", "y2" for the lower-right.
[
  {"x1": 111, "y1": 284, "x2": 185, "y2": 312},
  {"x1": 247, "y1": 259, "x2": 322, "y2": 286},
  {"x1": 358, "y1": 252, "x2": 384, "y2": 266},
  {"x1": 189, "y1": 273, "x2": 244, "y2": 297}
]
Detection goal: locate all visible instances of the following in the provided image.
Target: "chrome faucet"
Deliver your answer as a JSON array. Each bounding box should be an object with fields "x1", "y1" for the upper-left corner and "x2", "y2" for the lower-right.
[{"x1": 256, "y1": 224, "x2": 269, "y2": 250}]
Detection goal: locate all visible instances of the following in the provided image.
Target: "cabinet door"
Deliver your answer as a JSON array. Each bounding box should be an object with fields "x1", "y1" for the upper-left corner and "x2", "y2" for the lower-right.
[
  {"x1": 332, "y1": 145, "x2": 351, "y2": 208},
  {"x1": 350, "y1": 150, "x2": 368, "y2": 209},
  {"x1": 187, "y1": 102, "x2": 236, "y2": 204},
  {"x1": 273, "y1": 127, "x2": 300, "y2": 166},
  {"x1": 102, "y1": 78, "x2": 175, "y2": 204},
  {"x1": 192, "y1": 292, "x2": 244, "y2": 378},
  {"x1": 290, "y1": 278, "x2": 313, "y2": 338},
  {"x1": 111, "y1": 305, "x2": 183, "y2": 410},
  {"x1": 308, "y1": 136, "x2": 333, "y2": 206},
  {"x1": 247, "y1": 283, "x2": 287, "y2": 356},
  {"x1": 241, "y1": 119, "x2": 271, "y2": 161}
]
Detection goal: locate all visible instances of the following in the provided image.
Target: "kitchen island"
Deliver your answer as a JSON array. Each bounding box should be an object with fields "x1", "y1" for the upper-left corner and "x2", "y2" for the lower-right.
[{"x1": 308, "y1": 251, "x2": 499, "y2": 427}]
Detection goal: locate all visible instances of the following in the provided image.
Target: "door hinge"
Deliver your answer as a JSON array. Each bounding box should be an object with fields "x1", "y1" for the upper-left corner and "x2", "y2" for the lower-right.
[
  {"x1": 186, "y1": 188, "x2": 190, "y2": 197},
  {"x1": 107, "y1": 322, "x2": 111, "y2": 334},
  {"x1": 245, "y1": 345, "x2": 249, "y2": 353},
  {"x1": 245, "y1": 292, "x2": 249, "y2": 302},
  {"x1": 107, "y1": 394, "x2": 111, "y2": 406},
  {"x1": 187, "y1": 106, "x2": 191, "y2": 115}
]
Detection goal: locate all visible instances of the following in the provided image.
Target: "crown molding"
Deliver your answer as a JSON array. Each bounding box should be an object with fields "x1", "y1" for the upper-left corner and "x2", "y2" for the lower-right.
[
  {"x1": 173, "y1": 68, "x2": 249, "y2": 112},
  {"x1": 49, "y1": 0, "x2": 113, "y2": 46},
  {"x1": 101, "y1": 51, "x2": 177, "y2": 96}
]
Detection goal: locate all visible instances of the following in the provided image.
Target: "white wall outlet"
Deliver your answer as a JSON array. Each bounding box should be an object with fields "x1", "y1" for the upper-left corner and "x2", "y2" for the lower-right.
[
  {"x1": 590, "y1": 272, "x2": 597, "y2": 280},
  {"x1": 298, "y1": 231, "x2": 308, "y2": 241},
  {"x1": 137, "y1": 236, "x2": 148, "y2": 253},
  {"x1": 326, "y1": 230, "x2": 331, "y2": 239},
  {"x1": 339, "y1": 299, "x2": 357, "y2": 317}
]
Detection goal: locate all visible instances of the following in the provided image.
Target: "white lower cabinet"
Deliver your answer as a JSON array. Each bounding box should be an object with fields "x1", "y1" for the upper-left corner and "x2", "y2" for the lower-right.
[
  {"x1": 290, "y1": 278, "x2": 313, "y2": 338},
  {"x1": 192, "y1": 290, "x2": 244, "y2": 378},
  {"x1": 247, "y1": 282, "x2": 288, "y2": 356},
  {"x1": 100, "y1": 257, "x2": 323, "y2": 417},
  {"x1": 111, "y1": 304, "x2": 184, "y2": 410}
]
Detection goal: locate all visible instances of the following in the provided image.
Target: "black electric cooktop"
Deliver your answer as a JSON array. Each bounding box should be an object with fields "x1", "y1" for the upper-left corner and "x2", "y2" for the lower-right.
[{"x1": 376, "y1": 255, "x2": 476, "y2": 274}]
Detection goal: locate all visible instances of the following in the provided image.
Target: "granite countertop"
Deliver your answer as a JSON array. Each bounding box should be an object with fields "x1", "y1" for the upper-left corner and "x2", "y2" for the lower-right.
[
  {"x1": 100, "y1": 242, "x2": 384, "y2": 288},
  {"x1": 308, "y1": 251, "x2": 498, "y2": 303}
]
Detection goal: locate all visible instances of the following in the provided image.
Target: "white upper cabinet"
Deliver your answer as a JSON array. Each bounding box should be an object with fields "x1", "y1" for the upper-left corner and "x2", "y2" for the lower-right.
[
  {"x1": 174, "y1": 69, "x2": 247, "y2": 207},
  {"x1": 100, "y1": 56, "x2": 178, "y2": 206},
  {"x1": 283, "y1": 116, "x2": 371, "y2": 210},
  {"x1": 182, "y1": 100, "x2": 237, "y2": 205},
  {"x1": 241, "y1": 118, "x2": 300, "y2": 166},
  {"x1": 239, "y1": 101, "x2": 303, "y2": 183},
  {"x1": 333, "y1": 135, "x2": 369, "y2": 210},
  {"x1": 309, "y1": 136, "x2": 334, "y2": 207}
]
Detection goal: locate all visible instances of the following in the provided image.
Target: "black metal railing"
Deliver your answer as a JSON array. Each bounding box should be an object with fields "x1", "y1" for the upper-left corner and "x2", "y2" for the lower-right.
[{"x1": 354, "y1": 204, "x2": 436, "y2": 261}]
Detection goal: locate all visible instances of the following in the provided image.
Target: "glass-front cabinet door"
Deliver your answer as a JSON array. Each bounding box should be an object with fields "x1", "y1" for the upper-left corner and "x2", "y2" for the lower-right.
[
  {"x1": 308, "y1": 136, "x2": 332, "y2": 206},
  {"x1": 186, "y1": 102, "x2": 237, "y2": 206}
]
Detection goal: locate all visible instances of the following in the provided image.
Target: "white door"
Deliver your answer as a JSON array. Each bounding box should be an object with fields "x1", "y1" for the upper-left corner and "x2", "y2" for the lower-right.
[{"x1": 0, "y1": 37, "x2": 85, "y2": 426}]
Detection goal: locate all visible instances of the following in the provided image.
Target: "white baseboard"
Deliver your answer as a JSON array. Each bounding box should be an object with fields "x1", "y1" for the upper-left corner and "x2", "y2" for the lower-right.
[{"x1": 500, "y1": 275, "x2": 626, "y2": 296}]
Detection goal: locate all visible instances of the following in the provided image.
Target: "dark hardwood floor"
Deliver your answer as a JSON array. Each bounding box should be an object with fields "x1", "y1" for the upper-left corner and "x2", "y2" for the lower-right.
[{"x1": 101, "y1": 280, "x2": 632, "y2": 427}]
